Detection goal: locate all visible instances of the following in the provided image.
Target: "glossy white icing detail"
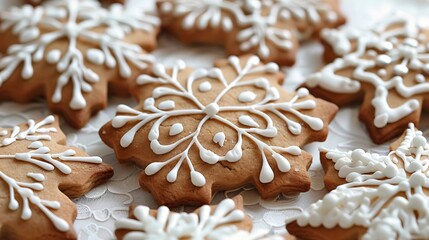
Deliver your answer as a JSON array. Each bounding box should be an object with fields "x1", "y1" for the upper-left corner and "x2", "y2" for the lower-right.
[
  {"x1": 0, "y1": 115, "x2": 103, "y2": 232},
  {"x1": 0, "y1": 115, "x2": 56, "y2": 147},
  {"x1": 158, "y1": 100, "x2": 175, "y2": 110},
  {"x1": 115, "y1": 197, "x2": 287, "y2": 240},
  {"x1": 169, "y1": 123, "x2": 184, "y2": 137},
  {"x1": 161, "y1": 0, "x2": 338, "y2": 59},
  {"x1": 116, "y1": 198, "x2": 247, "y2": 239},
  {"x1": 112, "y1": 56, "x2": 324, "y2": 186},
  {"x1": 213, "y1": 132, "x2": 226, "y2": 147},
  {"x1": 198, "y1": 81, "x2": 212, "y2": 92},
  {"x1": 238, "y1": 91, "x2": 257, "y2": 103},
  {"x1": 0, "y1": 0, "x2": 159, "y2": 110},
  {"x1": 296, "y1": 123, "x2": 429, "y2": 239},
  {"x1": 308, "y1": 15, "x2": 429, "y2": 128}
]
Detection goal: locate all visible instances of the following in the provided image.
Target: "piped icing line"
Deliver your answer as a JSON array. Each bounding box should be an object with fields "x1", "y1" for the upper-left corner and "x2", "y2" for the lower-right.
[
  {"x1": 0, "y1": 115, "x2": 57, "y2": 147},
  {"x1": 0, "y1": 0, "x2": 159, "y2": 110},
  {"x1": 295, "y1": 123, "x2": 429, "y2": 239},
  {"x1": 0, "y1": 115, "x2": 103, "y2": 232},
  {"x1": 307, "y1": 14, "x2": 429, "y2": 128},
  {"x1": 160, "y1": 0, "x2": 339, "y2": 59},
  {"x1": 116, "y1": 198, "x2": 247, "y2": 240},
  {"x1": 112, "y1": 55, "x2": 323, "y2": 187}
]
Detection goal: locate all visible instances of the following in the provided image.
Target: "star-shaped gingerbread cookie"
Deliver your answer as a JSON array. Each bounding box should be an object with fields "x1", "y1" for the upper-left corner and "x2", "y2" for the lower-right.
[
  {"x1": 157, "y1": 0, "x2": 345, "y2": 66},
  {"x1": 115, "y1": 196, "x2": 293, "y2": 240},
  {"x1": 100, "y1": 55, "x2": 337, "y2": 206},
  {"x1": 0, "y1": 0, "x2": 160, "y2": 128},
  {"x1": 0, "y1": 115, "x2": 113, "y2": 240},
  {"x1": 287, "y1": 123, "x2": 429, "y2": 239},
  {"x1": 305, "y1": 15, "x2": 429, "y2": 144}
]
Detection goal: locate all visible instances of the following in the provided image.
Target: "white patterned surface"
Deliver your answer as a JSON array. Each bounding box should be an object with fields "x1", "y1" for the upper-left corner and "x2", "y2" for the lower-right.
[{"x1": 1, "y1": 0, "x2": 429, "y2": 239}]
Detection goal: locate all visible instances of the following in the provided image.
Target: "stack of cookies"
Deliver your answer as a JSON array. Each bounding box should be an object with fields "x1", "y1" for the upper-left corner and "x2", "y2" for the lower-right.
[{"x1": 0, "y1": 0, "x2": 428, "y2": 239}]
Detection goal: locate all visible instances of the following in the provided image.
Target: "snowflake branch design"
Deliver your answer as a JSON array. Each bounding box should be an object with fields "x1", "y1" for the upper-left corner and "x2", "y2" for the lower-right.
[
  {"x1": 160, "y1": 0, "x2": 339, "y2": 60},
  {"x1": 295, "y1": 123, "x2": 429, "y2": 239},
  {"x1": 0, "y1": 115, "x2": 103, "y2": 232},
  {"x1": 0, "y1": 0, "x2": 158, "y2": 109},
  {"x1": 111, "y1": 56, "x2": 324, "y2": 187},
  {"x1": 307, "y1": 15, "x2": 429, "y2": 128}
]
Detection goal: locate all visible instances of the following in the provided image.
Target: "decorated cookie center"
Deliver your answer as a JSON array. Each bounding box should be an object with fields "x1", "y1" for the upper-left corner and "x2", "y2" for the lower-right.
[{"x1": 112, "y1": 56, "x2": 324, "y2": 187}]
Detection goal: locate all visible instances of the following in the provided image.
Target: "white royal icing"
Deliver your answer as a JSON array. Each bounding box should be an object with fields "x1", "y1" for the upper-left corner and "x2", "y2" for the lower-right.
[
  {"x1": 0, "y1": 115, "x2": 103, "y2": 232},
  {"x1": 116, "y1": 197, "x2": 288, "y2": 240},
  {"x1": 161, "y1": 0, "x2": 339, "y2": 60},
  {"x1": 0, "y1": 0, "x2": 159, "y2": 110},
  {"x1": 112, "y1": 56, "x2": 322, "y2": 187},
  {"x1": 296, "y1": 123, "x2": 429, "y2": 239},
  {"x1": 213, "y1": 132, "x2": 226, "y2": 147},
  {"x1": 307, "y1": 15, "x2": 429, "y2": 128}
]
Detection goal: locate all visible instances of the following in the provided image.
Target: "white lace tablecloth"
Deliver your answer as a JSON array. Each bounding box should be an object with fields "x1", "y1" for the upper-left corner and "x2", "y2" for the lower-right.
[{"x1": 1, "y1": 0, "x2": 429, "y2": 239}]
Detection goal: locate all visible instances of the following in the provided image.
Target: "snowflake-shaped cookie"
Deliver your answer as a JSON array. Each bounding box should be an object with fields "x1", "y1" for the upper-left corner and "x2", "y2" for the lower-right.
[
  {"x1": 305, "y1": 15, "x2": 429, "y2": 144},
  {"x1": 115, "y1": 196, "x2": 290, "y2": 240},
  {"x1": 0, "y1": 0, "x2": 160, "y2": 128},
  {"x1": 157, "y1": 0, "x2": 345, "y2": 66},
  {"x1": 100, "y1": 55, "x2": 337, "y2": 206},
  {"x1": 0, "y1": 115, "x2": 113, "y2": 240},
  {"x1": 287, "y1": 123, "x2": 429, "y2": 240}
]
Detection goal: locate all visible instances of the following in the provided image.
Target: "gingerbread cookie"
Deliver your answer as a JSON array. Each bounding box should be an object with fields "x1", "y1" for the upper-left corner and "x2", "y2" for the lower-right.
[
  {"x1": 157, "y1": 0, "x2": 345, "y2": 66},
  {"x1": 287, "y1": 123, "x2": 429, "y2": 239},
  {"x1": 115, "y1": 196, "x2": 292, "y2": 240},
  {"x1": 305, "y1": 15, "x2": 429, "y2": 144},
  {"x1": 0, "y1": 0, "x2": 160, "y2": 128},
  {"x1": 0, "y1": 115, "x2": 113, "y2": 240},
  {"x1": 100, "y1": 55, "x2": 337, "y2": 206}
]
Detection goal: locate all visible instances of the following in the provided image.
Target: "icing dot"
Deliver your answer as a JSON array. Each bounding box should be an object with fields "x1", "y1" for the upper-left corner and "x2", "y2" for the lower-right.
[
  {"x1": 169, "y1": 123, "x2": 183, "y2": 136},
  {"x1": 296, "y1": 88, "x2": 309, "y2": 97},
  {"x1": 377, "y1": 69, "x2": 387, "y2": 77},
  {"x1": 375, "y1": 54, "x2": 391, "y2": 66},
  {"x1": 393, "y1": 64, "x2": 408, "y2": 75},
  {"x1": 198, "y1": 81, "x2": 212, "y2": 92},
  {"x1": 106, "y1": 27, "x2": 125, "y2": 39},
  {"x1": 27, "y1": 172, "x2": 45, "y2": 182},
  {"x1": 238, "y1": 91, "x2": 257, "y2": 103},
  {"x1": 213, "y1": 132, "x2": 226, "y2": 147},
  {"x1": 20, "y1": 27, "x2": 40, "y2": 42},
  {"x1": 190, "y1": 171, "x2": 206, "y2": 187},
  {"x1": 86, "y1": 48, "x2": 105, "y2": 65},
  {"x1": 203, "y1": 103, "x2": 219, "y2": 118},
  {"x1": 409, "y1": 59, "x2": 422, "y2": 70},
  {"x1": 415, "y1": 74, "x2": 425, "y2": 83},
  {"x1": 239, "y1": 115, "x2": 259, "y2": 128},
  {"x1": 404, "y1": 38, "x2": 419, "y2": 47},
  {"x1": 158, "y1": 100, "x2": 175, "y2": 110},
  {"x1": 46, "y1": 49, "x2": 62, "y2": 64}
]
